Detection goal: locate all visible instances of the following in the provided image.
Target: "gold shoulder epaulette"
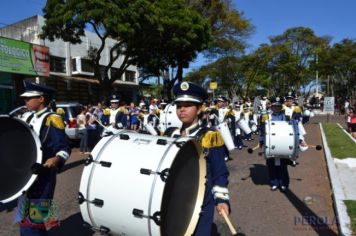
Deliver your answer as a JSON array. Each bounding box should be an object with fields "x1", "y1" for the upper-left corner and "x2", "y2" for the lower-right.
[
  {"x1": 261, "y1": 114, "x2": 269, "y2": 123},
  {"x1": 201, "y1": 130, "x2": 224, "y2": 148},
  {"x1": 46, "y1": 114, "x2": 65, "y2": 129},
  {"x1": 294, "y1": 106, "x2": 302, "y2": 113}
]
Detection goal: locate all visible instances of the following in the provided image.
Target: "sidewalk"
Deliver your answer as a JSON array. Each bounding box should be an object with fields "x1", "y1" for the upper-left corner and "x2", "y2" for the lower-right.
[{"x1": 320, "y1": 122, "x2": 356, "y2": 236}]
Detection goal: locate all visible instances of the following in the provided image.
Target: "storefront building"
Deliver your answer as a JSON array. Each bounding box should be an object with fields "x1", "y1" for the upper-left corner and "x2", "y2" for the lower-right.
[
  {"x1": 0, "y1": 36, "x2": 49, "y2": 113},
  {"x1": 0, "y1": 15, "x2": 140, "y2": 112}
]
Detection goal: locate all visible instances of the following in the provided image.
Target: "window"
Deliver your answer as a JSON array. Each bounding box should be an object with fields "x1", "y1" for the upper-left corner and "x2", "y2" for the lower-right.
[
  {"x1": 81, "y1": 58, "x2": 94, "y2": 73},
  {"x1": 125, "y1": 70, "x2": 136, "y2": 82},
  {"x1": 111, "y1": 67, "x2": 122, "y2": 80},
  {"x1": 50, "y1": 56, "x2": 66, "y2": 73}
]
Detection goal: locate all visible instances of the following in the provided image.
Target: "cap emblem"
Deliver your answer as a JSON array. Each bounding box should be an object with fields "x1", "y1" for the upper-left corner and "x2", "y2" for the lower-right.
[{"x1": 180, "y1": 82, "x2": 189, "y2": 91}]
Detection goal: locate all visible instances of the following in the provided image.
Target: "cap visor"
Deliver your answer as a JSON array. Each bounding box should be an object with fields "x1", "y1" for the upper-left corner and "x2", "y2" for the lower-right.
[
  {"x1": 20, "y1": 92, "x2": 43, "y2": 97},
  {"x1": 174, "y1": 97, "x2": 202, "y2": 103}
]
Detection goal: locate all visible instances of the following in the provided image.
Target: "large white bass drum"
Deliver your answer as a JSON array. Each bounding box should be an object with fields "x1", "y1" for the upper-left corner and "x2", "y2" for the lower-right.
[
  {"x1": 264, "y1": 121, "x2": 299, "y2": 160},
  {"x1": 158, "y1": 103, "x2": 182, "y2": 133},
  {"x1": 0, "y1": 115, "x2": 42, "y2": 203},
  {"x1": 79, "y1": 131, "x2": 206, "y2": 236}
]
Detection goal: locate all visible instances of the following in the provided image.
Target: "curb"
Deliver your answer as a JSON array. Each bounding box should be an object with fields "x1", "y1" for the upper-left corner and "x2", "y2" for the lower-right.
[
  {"x1": 337, "y1": 123, "x2": 356, "y2": 144},
  {"x1": 319, "y1": 123, "x2": 352, "y2": 236}
]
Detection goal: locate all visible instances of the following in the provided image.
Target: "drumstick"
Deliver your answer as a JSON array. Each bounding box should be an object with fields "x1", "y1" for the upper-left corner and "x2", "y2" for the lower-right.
[
  {"x1": 94, "y1": 118, "x2": 107, "y2": 128},
  {"x1": 247, "y1": 144, "x2": 260, "y2": 154},
  {"x1": 308, "y1": 144, "x2": 322, "y2": 150},
  {"x1": 220, "y1": 210, "x2": 238, "y2": 235}
]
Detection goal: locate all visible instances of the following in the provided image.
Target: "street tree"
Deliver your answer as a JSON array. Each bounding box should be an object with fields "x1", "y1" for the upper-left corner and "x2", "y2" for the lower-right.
[
  {"x1": 41, "y1": 0, "x2": 210, "y2": 100},
  {"x1": 317, "y1": 39, "x2": 356, "y2": 99},
  {"x1": 269, "y1": 27, "x2": 330, "y2": 91}
]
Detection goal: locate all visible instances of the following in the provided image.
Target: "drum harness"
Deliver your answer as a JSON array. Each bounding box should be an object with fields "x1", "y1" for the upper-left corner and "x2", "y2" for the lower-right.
[{"x1": 25, "y1": 111, "x2": 55, "y2": 145}]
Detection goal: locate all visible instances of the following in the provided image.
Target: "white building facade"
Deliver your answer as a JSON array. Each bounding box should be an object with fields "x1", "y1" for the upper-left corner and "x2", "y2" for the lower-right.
[{"x1": 0, "y1": 15, "x2": 140, "y2": 106}]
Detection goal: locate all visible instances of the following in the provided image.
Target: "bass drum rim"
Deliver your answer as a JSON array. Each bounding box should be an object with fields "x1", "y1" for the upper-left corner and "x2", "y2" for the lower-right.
[
  {"x1": 159, "y1": 138, "x2": 206, "y2": 236},
  {"x1": 0, "y1": 115, "x2": 42, "y2": 203}
]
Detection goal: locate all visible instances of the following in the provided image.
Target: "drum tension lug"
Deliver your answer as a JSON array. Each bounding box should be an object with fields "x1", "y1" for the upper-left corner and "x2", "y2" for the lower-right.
[
  {"x1": 91, "y1": 198, "x2": 104, "y2": 207},
  {"x1": 78, "y1": 192, "x2": 85, "y2": 204},
  {"x1": 157, "y1": 139, "x2": 167, "y2": 145},
  {"x1": 132, "y1": 209, "x2": 161, "y2": 226},
  {"x1": 120, "y1": 134, "x2": 130, "y2": 140},
  {"x1": 174, "y1": 141, "x2": 186, "y2": 148},
  {"x1": 77, "y1": 192, "x2": 104, "y2": 207},
  {"x1": 140, "y1": 168, "x2": 169, "y2": 182},
  {"x1": 85, "y1": 155, "x2": 112, "y2": 167},
  {"x1": 99, "y1": 226, "x2": 110, "y2": 234}
]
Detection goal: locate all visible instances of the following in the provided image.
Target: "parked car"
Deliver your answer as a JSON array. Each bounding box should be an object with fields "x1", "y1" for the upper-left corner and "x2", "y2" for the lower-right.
[
  {"x1": 56, "y1": 102, "x2": 83, "y2": 140},
  {"x1": 9, "y1": 102, "x2": 83, "y2": 141}
]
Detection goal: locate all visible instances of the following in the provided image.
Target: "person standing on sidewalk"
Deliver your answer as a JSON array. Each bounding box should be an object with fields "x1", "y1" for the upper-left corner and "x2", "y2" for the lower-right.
[
  {"x1": 17, "y1": 81, "x2": 71, "y2": 235},
  {"x1": 77, "y1": 107, "x2": 89, "y2": 154}
]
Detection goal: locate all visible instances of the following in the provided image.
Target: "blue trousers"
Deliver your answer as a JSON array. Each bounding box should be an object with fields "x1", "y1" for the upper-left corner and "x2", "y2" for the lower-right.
[
  {"x1": 20, "y1": 227, "x2": 48, "y2": 236},
  {"x1": 266, "y1": 158, "x2": 290, "y2": 187}
]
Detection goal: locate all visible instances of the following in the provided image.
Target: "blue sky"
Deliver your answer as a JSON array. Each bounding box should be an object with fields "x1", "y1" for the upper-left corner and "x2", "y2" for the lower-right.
[{"x1": 1, "y1": 0, "x2": 355, "y2": 72}]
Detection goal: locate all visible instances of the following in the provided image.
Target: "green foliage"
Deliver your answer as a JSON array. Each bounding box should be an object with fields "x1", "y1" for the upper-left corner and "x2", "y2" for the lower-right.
[
  {"x1": 186, "y1": 0, "x2": 254, "y2": 57},
  {"x1": 41, "y1": 0, "x2": 211, "y2": 98},
  {"x1": 267, "y1": 27, "x2": 329, "y2": 90}
]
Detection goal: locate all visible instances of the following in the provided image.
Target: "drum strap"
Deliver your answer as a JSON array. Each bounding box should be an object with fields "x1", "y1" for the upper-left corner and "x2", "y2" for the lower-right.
[
  {"x1": 194, "y1": 126, "x2": 211, "y2": 143},
  {"x1": 26, "y1": 113, "x2": 35, "y2": 123}
]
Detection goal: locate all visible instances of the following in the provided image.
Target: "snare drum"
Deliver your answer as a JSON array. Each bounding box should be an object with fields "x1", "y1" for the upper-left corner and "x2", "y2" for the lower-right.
[
  {"x1": 264, "y1": 121, "x2": 299, "y2": 160},
  {"x1": 237, "y1": 118, "x2": 252, "y2": 135},
  {"x1": 249, "y1": 120, "x2": 258, "y2": 132},
  {"x1": 0, "y1": 115, "x2": 42, "y2": 203},
  {"x1": 215, "y1": 122, "x2": 235, "y2": 151},
  {"x1": 79, "y1": 131, "x2": 206, "y2": 236}
]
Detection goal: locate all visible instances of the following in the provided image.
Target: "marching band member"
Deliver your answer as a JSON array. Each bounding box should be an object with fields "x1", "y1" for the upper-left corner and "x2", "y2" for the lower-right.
[
  {"x1": 283, "y1": 91, "x2": 302, "y2": 122},
  {"x1": 260, "y1": 96, "x2": 269, "y2": 112},
  {"x1": 147, "y1": 105, "x2": 160, "y2": 134},
  {"x1": 109, "y1": 95, "x2": 120, "y2": 128},
  {"x1": 283, "y1": 92, "x2": 305, "y2": 165},
  {"x1": 115, "y1": 101, "x2": 129, "y2": 129},
  {"x1": 241, "y1": 105, "x2": 253, "y2": 141},
  {"x1": 233, "y1": 103, "x2": 245, "y2": 149},
  {"x1": 17, "y1": 81, "x2": 71, "y2": 235},
  {"x1": 260, "y1": 96, "x2": 307, "y2": 192},
  {"x1": 169, "y1": 82, "x2": 231, "y2": 235}
]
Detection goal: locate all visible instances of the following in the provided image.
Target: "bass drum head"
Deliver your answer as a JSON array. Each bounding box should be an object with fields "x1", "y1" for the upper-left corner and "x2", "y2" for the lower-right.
[
  {"x1": 0, "y1": 115, "x2": 42, "y2": 203},
  {"x1": 161, "y1": 140, "x2": 205, "y2": 236}
]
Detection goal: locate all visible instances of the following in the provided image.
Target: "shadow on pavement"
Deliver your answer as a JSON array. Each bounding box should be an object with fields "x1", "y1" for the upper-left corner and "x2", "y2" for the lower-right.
[
  {"x1": 284, "y1": 189, "x2": 338, "y2": 236},
  {"x1": 49, "y1": 212, "x2": 95, "y2": 236},
  {"x1": 0, "y1": 199, "x2": 17, "y2": 213},
  {"x1": 241, "y1": 164, "x2": 270, "y2": 185},
  {"x1": 59, "y1": 158, "x2": 86, "y2": 173}
]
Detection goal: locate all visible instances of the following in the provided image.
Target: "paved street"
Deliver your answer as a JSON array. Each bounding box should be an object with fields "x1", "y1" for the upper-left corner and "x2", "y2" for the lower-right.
[{"x1": 0, "y1": 115, "x2": 346, "y2": 236}]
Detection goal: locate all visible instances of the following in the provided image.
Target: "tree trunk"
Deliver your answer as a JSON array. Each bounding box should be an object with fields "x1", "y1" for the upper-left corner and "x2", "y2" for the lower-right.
[{"x1": 99, "y1": 79, "x2": 113, "y2": 103}]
